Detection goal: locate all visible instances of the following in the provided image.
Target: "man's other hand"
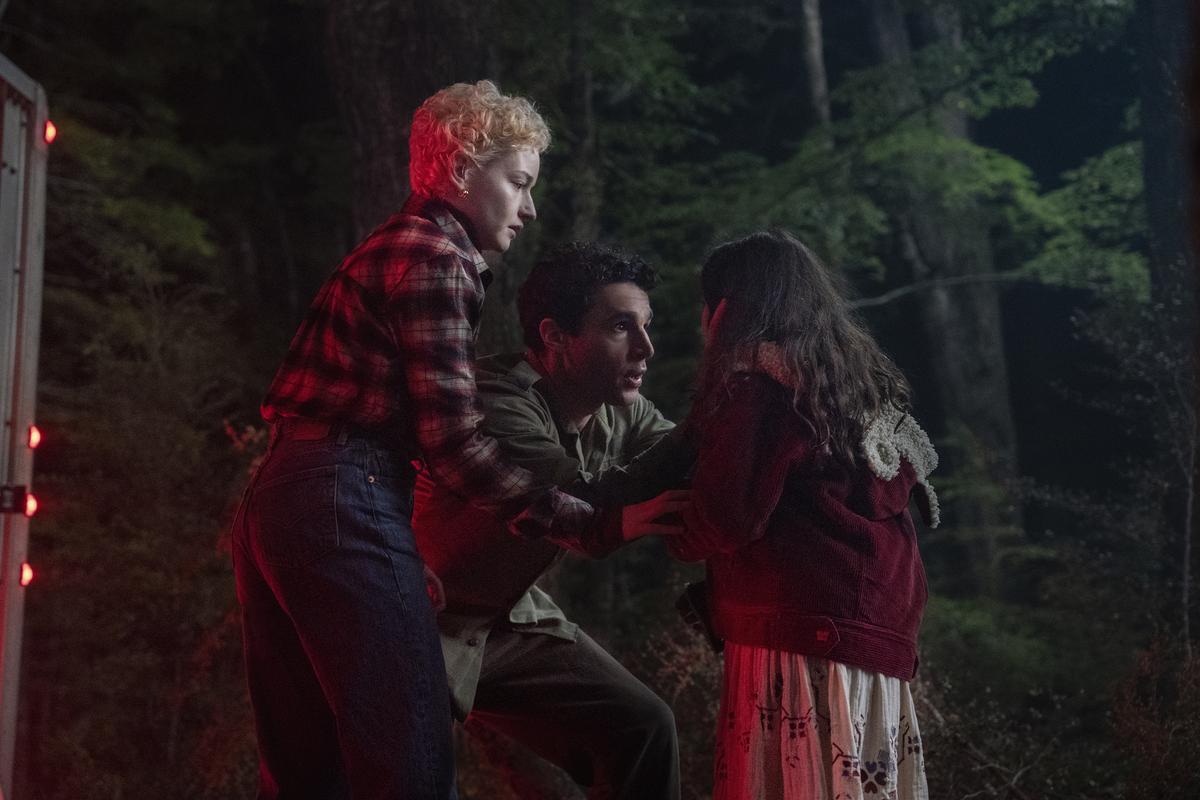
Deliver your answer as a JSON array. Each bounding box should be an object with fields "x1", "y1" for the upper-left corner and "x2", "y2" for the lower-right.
[{"x1": 621, "y1": 489, "x2": 691, "y2": 542}]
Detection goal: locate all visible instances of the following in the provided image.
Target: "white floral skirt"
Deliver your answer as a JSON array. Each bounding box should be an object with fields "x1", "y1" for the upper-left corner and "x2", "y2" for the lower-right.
[{"x1": 713, "y1": 643, "x2": 929, "y2": 800}]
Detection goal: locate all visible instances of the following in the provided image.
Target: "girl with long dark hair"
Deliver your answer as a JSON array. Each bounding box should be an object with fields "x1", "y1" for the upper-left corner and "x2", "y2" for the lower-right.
[{"x1": 673, "y1": 230, "x2": 938, "y2": 800}]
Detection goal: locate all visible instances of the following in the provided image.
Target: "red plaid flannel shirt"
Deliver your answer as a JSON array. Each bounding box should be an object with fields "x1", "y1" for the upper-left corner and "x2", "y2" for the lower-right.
[{"x1": 262, "y1": 195, "x2": 593, "y2": 539}]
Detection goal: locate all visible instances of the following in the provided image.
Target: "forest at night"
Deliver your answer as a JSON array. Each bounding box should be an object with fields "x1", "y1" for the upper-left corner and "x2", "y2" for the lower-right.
[{"x1": 2, "y1": 0, "x2": 1196, "y2": 797}]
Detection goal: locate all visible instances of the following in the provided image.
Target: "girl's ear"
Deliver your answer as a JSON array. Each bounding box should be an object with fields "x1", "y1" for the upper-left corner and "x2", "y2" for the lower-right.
[{"x1": 702, "y1": 298, "x2": 728, "y2": 346}]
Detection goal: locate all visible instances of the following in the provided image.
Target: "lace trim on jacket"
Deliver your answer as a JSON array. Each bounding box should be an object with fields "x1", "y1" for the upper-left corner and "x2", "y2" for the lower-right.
[
  {"x1": 862, "y1": 406, "x2": 940, "y2": 528},
  {"x1": 731, "y1": 342, "x2": 941, "y2": 528}
]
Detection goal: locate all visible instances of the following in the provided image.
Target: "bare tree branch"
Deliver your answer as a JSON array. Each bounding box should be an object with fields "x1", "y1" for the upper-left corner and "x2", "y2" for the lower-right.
[
  {"x1": 849, "y1": 272, "x2": 1030, "y2": 310},
  {"x1": 919, "y1": 693, "x2": 1038, "y2": 800}
]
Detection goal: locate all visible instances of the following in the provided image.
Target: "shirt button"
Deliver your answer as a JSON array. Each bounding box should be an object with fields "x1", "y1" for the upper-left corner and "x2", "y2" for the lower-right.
[
  {"x1": 367, "y1": 475, "x2": 376, "y2": 484},
  {"x1": 467, "y1": 637, "x2": 479, "y2": 647}
]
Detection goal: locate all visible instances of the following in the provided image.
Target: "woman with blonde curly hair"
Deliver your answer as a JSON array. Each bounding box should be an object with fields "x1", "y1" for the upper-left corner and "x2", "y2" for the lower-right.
[
  {"x1": 408, "y1": 80, "x2": 550, "y2": 250},
  {"x1": 232, "y1": 81, "x2": 585, "y2": 799}
]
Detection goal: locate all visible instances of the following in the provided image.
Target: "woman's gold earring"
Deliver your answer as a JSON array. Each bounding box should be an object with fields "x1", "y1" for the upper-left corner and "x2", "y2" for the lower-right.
[{"x1": 459, "y1": 188, "x2": 470, "y2": 198}]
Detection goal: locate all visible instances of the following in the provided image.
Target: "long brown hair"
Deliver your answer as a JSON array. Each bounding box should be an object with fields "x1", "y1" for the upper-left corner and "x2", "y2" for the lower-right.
[{"x1": 695, "y1": 230, "x2": 911, "y2": 466}]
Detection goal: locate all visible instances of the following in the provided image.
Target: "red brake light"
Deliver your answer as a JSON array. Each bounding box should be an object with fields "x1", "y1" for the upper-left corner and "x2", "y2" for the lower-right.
[
  {"x1": 28, "y1": 425, "x2": 41, "y2": 449},
  {"x1": 20, "y1": 562, "x2": 33, "y2": 587},
  {"x1": 24, "y1": 493, "x2": 37, "y2": 517},
  {"x1": 44, "y1": 120, "x2": 57, "y2": 144}
]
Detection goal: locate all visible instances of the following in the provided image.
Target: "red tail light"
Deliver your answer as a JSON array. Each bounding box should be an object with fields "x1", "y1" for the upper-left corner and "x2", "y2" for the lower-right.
[
  {"x1": 28, "y1": 425, "x2": 41, "y2": 449},
  {"x1": 44, "y1": 120, "x2": 56, "y2": 144},
  {"x1": 20, "y1": 562, "x2": 33, "y2": 587},
  {"x1": 24, "y1": 493, "x2": 37, "y2": 517}
]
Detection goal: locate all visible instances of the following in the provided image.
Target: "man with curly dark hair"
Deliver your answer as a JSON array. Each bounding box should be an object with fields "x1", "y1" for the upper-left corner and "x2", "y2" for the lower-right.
[{"x1": 413, "y1": 241, "x2": 692, "y2": 800}]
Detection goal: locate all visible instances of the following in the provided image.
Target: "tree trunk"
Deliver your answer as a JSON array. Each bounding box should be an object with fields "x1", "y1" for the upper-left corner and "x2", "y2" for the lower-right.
[
  {"x1": 1138, "y1": 0, "x2": 1193, "y2": 307},
  {"x1": 864, "y1": 1, "x2": 1020, "y2": 562},
  {"x1": 795, "y1": 0, "x2": 831, "y2": 128},
  {"x1": 476, "y1": 240, "x2": 543, "y2": 358},
  {"x1": 1136, "y1": 0, "x2": 1197, "y2": 653},
  {"x1": 261, "y1": 178, "x2": 300, "y2": 322},
  {"x1": 326, "y1": 0, "x2": 533, "y2": 358},
  {"x1": 567, "y1": 0, "x2": 602, "y2": 241},
  {"x1": 473, "y1": 0, "x2": 605, "y2": 360},
  {"x1": 1189, "y1": 0, "x2": 1200, "y2": 662},
  {"x1": 326, "y1": 0, "x2": 492, "y2": 240}
]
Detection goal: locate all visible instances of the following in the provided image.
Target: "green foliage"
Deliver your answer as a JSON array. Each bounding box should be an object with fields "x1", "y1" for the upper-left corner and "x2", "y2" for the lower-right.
[
  {"x1": 931, "y1": 423, "x2": 1015, "y2": 512},
  {"x1": 861, "y1": 127, "x2": 1042, "y2": 214},
  {"x1": 1023, "y1": 141, "x2": 1150, "y2": 299},
  {"x1": 6, "y1": 0, "x2": 318, "y2": 795},
  {"x1": 829, "y1": 0, "x2": 1133, "y2": 132},
  {"x1": 698, "y1": 139, "x2": 892, "y2": 281},
  {"x1": 5, "y1": 0, "x2": 1181, "y2": 796},
  {"x1": 922, "y1": 596, "x2": 1062, "y2": 696},
  {"x1": 26, "y1": 282, "x2": 258, "y2": 796}
]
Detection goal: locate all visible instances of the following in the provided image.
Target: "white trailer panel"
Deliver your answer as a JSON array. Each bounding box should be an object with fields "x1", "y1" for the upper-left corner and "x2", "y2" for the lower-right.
[{"x1": 0, "y1": 53, "x2": 47, "y2": 800}]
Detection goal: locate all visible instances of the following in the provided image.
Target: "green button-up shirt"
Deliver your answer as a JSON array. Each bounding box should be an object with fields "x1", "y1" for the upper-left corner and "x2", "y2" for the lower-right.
[{"x1": 412, "y1": 353, "x2": 688, "y2": 718}]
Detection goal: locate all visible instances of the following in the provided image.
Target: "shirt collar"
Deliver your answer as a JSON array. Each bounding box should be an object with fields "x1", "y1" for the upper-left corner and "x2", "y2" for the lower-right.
[
  {"x1": 508, "y1": 357, "x2": 545, "y2": 391},
  {"x1": 516, "y1": 354, "x2": 611, "y2": 438},
  {"x1": 401, "y1": 193, "x2": 491, "y2": 282}
]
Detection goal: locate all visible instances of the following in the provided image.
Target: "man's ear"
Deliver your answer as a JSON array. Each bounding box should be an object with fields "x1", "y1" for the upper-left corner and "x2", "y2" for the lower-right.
[
  {"x1": 449, "y1": 152, "x2": 475, "y2": 194},
  {"x1": 538, "y1": 318, "x2": 568, "y2": 353}
]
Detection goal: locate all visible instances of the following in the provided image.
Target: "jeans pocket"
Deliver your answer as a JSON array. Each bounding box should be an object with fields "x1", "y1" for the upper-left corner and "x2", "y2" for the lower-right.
[{"x1": 250, "y1": 465, "x2": 340, "y2": 569}]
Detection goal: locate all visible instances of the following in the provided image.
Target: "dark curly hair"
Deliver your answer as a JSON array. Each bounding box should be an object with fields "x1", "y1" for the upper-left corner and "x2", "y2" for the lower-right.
[
  {"x1": 696, "y1": 230, "x2": 911, "y2": 467},
  {"x1": 518, "y1": 241, "x2": 658, "y2": 352}
]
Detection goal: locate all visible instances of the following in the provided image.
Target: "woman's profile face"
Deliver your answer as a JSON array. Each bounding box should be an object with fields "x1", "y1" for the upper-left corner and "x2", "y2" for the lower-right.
[{"x1": 452, "y1": 148, "x2": 540, "y2": 253}]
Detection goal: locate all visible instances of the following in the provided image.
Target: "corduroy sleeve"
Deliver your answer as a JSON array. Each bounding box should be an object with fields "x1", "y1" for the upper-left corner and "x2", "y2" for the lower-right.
[{"x1": 668, "y1": 376, "x2": 811, "y2": 562}]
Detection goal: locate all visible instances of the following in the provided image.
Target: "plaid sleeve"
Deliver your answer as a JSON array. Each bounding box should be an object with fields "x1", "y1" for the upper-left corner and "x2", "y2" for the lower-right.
[{"x1": 387, "y1": 253, "x2": 594, "y2": 537}]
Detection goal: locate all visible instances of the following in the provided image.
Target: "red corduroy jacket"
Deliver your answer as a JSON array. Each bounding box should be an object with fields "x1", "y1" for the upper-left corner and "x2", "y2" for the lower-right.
[{"x1": 671, "y1": 373, "x2": 931, "y2": 680}]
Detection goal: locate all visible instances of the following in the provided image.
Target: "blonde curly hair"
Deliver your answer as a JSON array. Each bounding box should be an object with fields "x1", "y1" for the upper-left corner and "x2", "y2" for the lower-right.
[{"x1": 409, "y1": 80, "x2": 551, "y2": 197}]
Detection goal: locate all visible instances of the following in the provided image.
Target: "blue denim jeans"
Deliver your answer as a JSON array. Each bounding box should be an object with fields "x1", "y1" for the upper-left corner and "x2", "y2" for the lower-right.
[{"x1": 232, "y1": 426, "x2": 457, "y2": 799}]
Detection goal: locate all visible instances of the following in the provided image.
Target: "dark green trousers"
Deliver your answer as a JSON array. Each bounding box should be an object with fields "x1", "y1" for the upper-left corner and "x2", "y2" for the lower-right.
[{"x1": 466, "y1": 625, "x2": 681, "y2": 800}]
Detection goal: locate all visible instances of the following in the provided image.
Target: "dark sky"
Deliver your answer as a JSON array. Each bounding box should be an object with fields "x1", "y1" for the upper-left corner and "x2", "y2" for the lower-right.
[{"x1": 976, "y1": 34, "x2": 1139, "y2": 188}]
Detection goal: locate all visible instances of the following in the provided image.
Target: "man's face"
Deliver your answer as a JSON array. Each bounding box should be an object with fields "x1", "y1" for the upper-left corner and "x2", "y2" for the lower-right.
[
  {"x1": 557, "y1": 282, "x2": 655, "y2": 410},
  {"x1": 455, "y1": 148, "x2": 539, "y2": 253}
]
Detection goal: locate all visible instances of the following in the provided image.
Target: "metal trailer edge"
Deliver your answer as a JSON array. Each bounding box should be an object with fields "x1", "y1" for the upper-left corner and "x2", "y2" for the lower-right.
[{"x1": 0, "y1": 52, "x2": 47, "y2": 800}]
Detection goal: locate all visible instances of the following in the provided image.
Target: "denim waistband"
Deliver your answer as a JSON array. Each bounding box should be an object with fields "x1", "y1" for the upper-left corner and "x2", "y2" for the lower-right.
[
  {"x1": 274, "y1": 416, "x2": 412, "y2": 450},
  {"x1": 269, "y1": 417, "x2": 419, "y2": 480}
]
